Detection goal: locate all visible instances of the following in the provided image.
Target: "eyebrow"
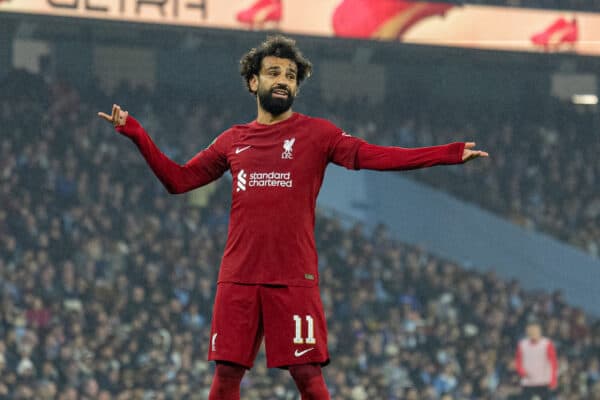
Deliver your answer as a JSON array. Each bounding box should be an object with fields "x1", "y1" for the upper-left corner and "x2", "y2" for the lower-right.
[{"x1": 265, "y1": 65, "x2": 297, "y2": 74}]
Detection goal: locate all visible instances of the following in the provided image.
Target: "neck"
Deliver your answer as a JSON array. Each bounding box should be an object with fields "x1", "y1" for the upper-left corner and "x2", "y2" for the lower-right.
[{"x1": 256, "y1": 106, "x2": 293, "y2": 125}]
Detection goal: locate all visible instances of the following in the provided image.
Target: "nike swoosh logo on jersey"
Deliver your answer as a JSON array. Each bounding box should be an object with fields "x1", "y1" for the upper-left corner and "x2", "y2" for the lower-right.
[
  {"x1": 294, "y1": 348, "x2": 315, "y2": 357},
  {"x1": 235, "y1": 145, "x2": 252, "y2": 154}
]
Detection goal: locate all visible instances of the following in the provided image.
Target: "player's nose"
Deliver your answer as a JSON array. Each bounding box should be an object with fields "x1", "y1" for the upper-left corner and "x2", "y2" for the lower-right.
[{"x1": 275, "y1": 74, "x2": 293, "y2": 86}]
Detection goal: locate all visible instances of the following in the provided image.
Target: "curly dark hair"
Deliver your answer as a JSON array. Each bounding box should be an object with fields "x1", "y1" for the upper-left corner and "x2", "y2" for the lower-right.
[{"x1": 239, "y1": 35, "x2": 313, "y2": 94}]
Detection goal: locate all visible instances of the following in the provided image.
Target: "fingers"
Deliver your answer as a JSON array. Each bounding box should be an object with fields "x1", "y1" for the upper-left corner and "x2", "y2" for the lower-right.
[
  {"x1": 98, "y1": 104, "x2": 124, "y2": 126},
  {"x1": 464, "y1": 143, "x2": 488, "y2": 156},
  {"x1": 468, "y1": 151, "x2": 488, "y2": 159},
  {"x1": 97, "y1": 112, "x2": 112, "y2": 121},
  {"x1": 462, "y1": 140, "x2": 489, "y2": 163},
  {"x1": 462, "y1": 150, "x2": 490, "y2": 162},
  {"x1": 113, "y1": 105, "x2": 120, "y2": 127}
]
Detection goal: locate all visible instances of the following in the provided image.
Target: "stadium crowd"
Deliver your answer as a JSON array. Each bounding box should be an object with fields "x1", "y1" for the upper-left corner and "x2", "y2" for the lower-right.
[
  {"x1": 1, "y1": 70, "x2": 600, "y2": 399},
  {"x1": 408, "y1": 107, "x2": 598, "y2": 258}
]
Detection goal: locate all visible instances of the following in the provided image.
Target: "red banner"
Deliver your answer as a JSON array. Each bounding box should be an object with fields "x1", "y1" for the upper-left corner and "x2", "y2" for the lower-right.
[{"x1": 1, "y1": 0, "x2": 599, "y2": 56}]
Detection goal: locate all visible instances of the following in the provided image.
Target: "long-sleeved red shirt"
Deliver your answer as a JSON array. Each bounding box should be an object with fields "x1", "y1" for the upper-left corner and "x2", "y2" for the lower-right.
[{"x1": 117, "y1": 112, "x2": 465, "y2": 286}]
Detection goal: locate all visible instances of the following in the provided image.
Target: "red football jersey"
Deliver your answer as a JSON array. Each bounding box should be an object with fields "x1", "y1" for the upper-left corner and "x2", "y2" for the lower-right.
[
  {"x1": 117, "y1": 112, "x2": 464, "y2": 287},
  {"x1": 206, "y1": 113, "x2": 364, "y2": 287}
]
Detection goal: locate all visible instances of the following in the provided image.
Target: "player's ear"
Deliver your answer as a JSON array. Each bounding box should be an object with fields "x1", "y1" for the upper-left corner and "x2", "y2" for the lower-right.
[{"x1": 249, "y1": 74, "x2": 259, "y2": 94}]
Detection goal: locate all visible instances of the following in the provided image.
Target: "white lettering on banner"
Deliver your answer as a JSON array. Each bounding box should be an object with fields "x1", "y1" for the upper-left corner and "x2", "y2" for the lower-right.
[
  {"x1": 0, "y1": 0, "x2": 208, "y2": 22},
  {"x1": 44, "y1": 0, "x2": 207, "y2": 17}
]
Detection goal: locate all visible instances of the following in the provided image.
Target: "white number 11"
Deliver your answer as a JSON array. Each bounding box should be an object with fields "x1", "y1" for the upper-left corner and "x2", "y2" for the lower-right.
[{"x1": 293, "y1": 315, "x2": 316, "y2": 344}]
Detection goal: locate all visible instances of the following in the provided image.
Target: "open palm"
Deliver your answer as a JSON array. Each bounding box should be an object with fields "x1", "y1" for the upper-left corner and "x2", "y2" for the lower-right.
[{"x1": 462, "y1": 142, "x2": 489, "y2": 162}]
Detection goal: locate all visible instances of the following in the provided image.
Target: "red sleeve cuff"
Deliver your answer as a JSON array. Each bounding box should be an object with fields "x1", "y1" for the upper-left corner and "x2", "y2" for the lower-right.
[
  {"x1": 115, "y1": 115, "x2": 143, "y2": 140},
  {"x1": 456, "y1": 142, "x2": 466, "y2": 163}
]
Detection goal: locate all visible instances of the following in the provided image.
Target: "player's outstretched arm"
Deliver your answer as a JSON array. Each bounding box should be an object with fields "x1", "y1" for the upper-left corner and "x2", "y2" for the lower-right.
[
  {"x1": 356, "y1": 141, "x2": 488, "y2": 171},
  {"x1": 98, "y1": 104, "x2": 227, "y2": 194}
]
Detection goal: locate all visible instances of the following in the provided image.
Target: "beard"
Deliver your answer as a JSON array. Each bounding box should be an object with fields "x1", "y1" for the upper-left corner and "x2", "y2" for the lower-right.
[{"x1": 257, "y1": 84, "x2": 294, "y2": 116}]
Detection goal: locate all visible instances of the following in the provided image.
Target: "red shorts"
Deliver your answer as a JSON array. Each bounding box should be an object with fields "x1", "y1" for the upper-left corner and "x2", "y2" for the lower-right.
[{"x1": 208, "y1": 283, "x2": 329, "y2": 369}]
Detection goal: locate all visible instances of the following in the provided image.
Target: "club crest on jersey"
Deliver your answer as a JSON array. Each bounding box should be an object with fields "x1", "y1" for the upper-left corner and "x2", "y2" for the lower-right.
[{"x1": 282, "y1": 138, "x2": 295, "y2": 159}]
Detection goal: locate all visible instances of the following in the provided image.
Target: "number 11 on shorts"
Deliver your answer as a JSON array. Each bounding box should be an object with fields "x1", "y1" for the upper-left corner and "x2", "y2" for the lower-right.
[{"x1": 293, "y1": 315, "x2": 316, "y2": 344}]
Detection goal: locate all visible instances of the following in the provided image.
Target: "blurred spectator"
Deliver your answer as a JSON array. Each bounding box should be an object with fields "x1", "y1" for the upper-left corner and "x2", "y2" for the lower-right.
[{"x1": 515, "y1": 320, "x2": 558, "y2": 400}]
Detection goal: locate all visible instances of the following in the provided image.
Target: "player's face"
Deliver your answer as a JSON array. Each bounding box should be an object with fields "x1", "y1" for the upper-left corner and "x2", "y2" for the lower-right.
[
  {"x1": 251, "y1": 56, "x2": 298, "y2": 116},
  {"x1": 527, "y1": 324, "x2": 541, "y2": 340}
]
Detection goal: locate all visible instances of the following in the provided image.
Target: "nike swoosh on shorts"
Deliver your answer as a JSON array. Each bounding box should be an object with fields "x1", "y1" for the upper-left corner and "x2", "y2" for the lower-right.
[{"x1": 294, "y1": 348, "x2": 315, "y2": 357}]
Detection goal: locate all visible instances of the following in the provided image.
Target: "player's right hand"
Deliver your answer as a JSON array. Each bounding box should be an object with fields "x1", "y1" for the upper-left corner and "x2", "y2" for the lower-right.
[{"x1": 98, "y1": 104, "x2": 128, "y2": 127}]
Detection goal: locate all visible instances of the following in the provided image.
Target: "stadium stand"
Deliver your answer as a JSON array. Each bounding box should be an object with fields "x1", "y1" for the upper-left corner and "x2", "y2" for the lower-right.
[{"x1": 1, "y1": 70, "x2": 599, "y2": 400}]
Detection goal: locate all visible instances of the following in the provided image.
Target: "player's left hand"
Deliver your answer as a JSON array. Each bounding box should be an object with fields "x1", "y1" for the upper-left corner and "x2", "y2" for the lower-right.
[{"x1": 462, "y1": 142, "x2": 489, "y2": 162}]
